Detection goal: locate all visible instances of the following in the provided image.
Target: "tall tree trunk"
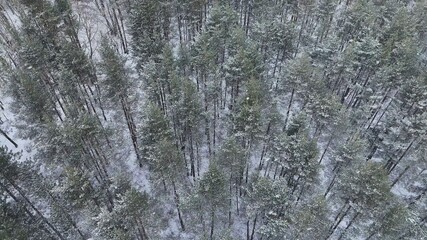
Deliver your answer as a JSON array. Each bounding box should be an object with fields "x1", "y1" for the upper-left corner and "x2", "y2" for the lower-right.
[
  {"x1": 210, "y1": 209, "x2": 215, "y2": 240},
  {"x1": 172, "y1": 181, "x2": 186, "y2": 231},
  {"x1": 250, "y1": 214, "x2": 258, "y2": 240},
  {"x1": 327, "y1": 201, "x2": 351, "y2": 239},
  {"x1": 388, "y1": 138, "x2": 416, "y2": 174},
  {"x1": 337, "y1": 212, "x2": 360, "y2": 240},
  {"x1": 391, "y1": 165, "x2": 410, "y2": 187},
  {"x1": 0, "y1": 128, "x2": 18, "y2": 148},
  {"x1": 283, "y1": 88, "x2": 295, "y2": 131},
  {"x1": 120, "y1": 96, "x2": 140, "y2": 164},
  {"x1": 319, "y1": 136, "x2": 332, "y2": 163}
]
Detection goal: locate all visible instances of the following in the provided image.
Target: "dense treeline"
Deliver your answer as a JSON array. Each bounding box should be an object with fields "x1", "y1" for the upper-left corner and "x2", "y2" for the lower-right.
[{"x1": 0, "y1": 0, "x2": 426, "y2": 239}]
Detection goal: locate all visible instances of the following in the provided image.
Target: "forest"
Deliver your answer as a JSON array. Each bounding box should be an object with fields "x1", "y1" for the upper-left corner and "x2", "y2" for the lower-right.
[{"x1": 0, "y1": 0, "x2": 426, "y2": 239}]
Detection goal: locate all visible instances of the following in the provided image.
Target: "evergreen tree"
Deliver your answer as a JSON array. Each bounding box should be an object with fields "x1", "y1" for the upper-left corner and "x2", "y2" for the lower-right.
[
  {"x1": 0, "y1": 146, "x2": 67, "y2": 240},
  {"x1": 190, "y1": 163, "x2": 228, "y2": 240},
  {"x1": 129, "y1": 0, "x2": 171, "y2": 67},
  {"x1": 246, "y1": 176, "x2": 293, "y2": 240},
  {"x1": 288, "y1": 197, "x2": 330, "y2": 240},
  {"x1": 140, "y1": 103, "x2": 172, "y2": 167},
  {"x1": 96, "y1": 189, "x2": 160, "y2": 240},
  {"x1": 234, "y1": 78, "x2": 265, "y2": 148},
  {"x1": 1, "y1": 1, "x2": 427, "y2": 239},
  {"x1": 174, "y1": 79, "x2": 203, "y2": 177},
  {"x1": 216, "y1": 136, "x2": 247, "y2": 224},
  {"x1": 273, "y1": 113, "x2": 320, "y2": 199},
  {"x1": 328, "y1": 162, "x2": 393, "y2": 239},
  {"x1": 225, "y1": 27, "x2": 263, "y2": 109},
  {"x1": 99, "y1": 39, "x2": 140, "y2": 162}
]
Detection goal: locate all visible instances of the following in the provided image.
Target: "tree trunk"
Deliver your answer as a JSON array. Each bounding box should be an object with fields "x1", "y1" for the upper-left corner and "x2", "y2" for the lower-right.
[
  {"x1": 337, "y1": 211, "x2": 360, "y2": 240},
  {"x1": 189, "y1": 134, "x2": 196, "y2": 178},
  {"x1": 319, "y1": 136, "x2": 332, "y2": 163},
  {"x1": 210, "y1": 210, "x2": 215, "y2": 240},
  {"x1": 324, "y1": 173, "x2": 337, "y2": 197},
  {"x1": 0, "y1": 128, "x2": 18, "y2": 148},
  {"x1": 229, "y1": 173, "x2": 233, "y2": 226},
  {"x1": 388, "y1": 138, "x2": 416, "y2": 174},
  {"x1": 250, "y1": 214, "x2": 258, "y2": 240},
  {"x1": 283, "y1": 88, "x2": 295, "y2": 131},
  {"x1": 120, "y1": 96, "x2": 140, "y2": 164},
  {"x1": 172, "y1": 181, "x2": 185, "y2": 231},
  {"x1": 327, "y1": 202, "x2": 351, "y2": 239},
  {"x1": 391, "y1": 165, "x2": 410, "y2": 187}
]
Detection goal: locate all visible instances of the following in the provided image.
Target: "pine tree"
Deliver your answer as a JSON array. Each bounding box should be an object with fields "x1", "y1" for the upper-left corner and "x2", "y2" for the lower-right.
[
  {"x1": 328, "y1": 162, "x2": 393, "y2": 239},
  {"x1": 8, "y1": 69, "x2": 56, "y2": 125},
  {"x1": 233, "y1": 78, "x2": 265, "y2": 148},
  {"x1": 99, "y1": 38, "x2": 140, "y2": 162},
  {"x1": 174, "y1": 79, "x2": 203, "y2": 177},
  {"x1": 252, "y1": 17, "x2": 296, "y2": 78},
  {"x1": 315, "y1": 0, "x2": 338, "y2": 45},
  {"x1": 225, "y1": 27, "x2": 263, "y2": 109},
  {"x1": 150, "y1": 138, "x2": 187, "y2": 230},
  {"x1": 288, "y1": 197, "x2": 330, "y2": 240},
  {"x1": 246, "y1": 176, "x2": 292, "y2": 240},
  {"x1": 196, "y1": 163, "x2": 228, "y2": 240},
  {"x1": 216, "y1": 136, "x2": 247, "y2": 224},
  {"x1": 0, "y1": 146, "x2": 66, "y2": 240},
  {"x1": 272, "y1": 113, "x2": 320, "y2": 199},
  {"x1": 96, "y1": 188, "x2": 160, "y2": 240},
  {"x1": 140, "y1": 103, "x2": 172, "y2": 167},
  {"x1": 129, "y1": 0, "x2": 171, "y2": 67},
  {"x1": 365, "y1": 200, "x2": 410, "y2": 239},
  {"x1": 280, "y1": 53, "x2": 316, "y2": 129},
  {"x1": 0, "y1": 149, "x2": 49, "y2": 239},
  {"x1": 325, "y1": 134, "x2": 366, "y2": 197}
]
